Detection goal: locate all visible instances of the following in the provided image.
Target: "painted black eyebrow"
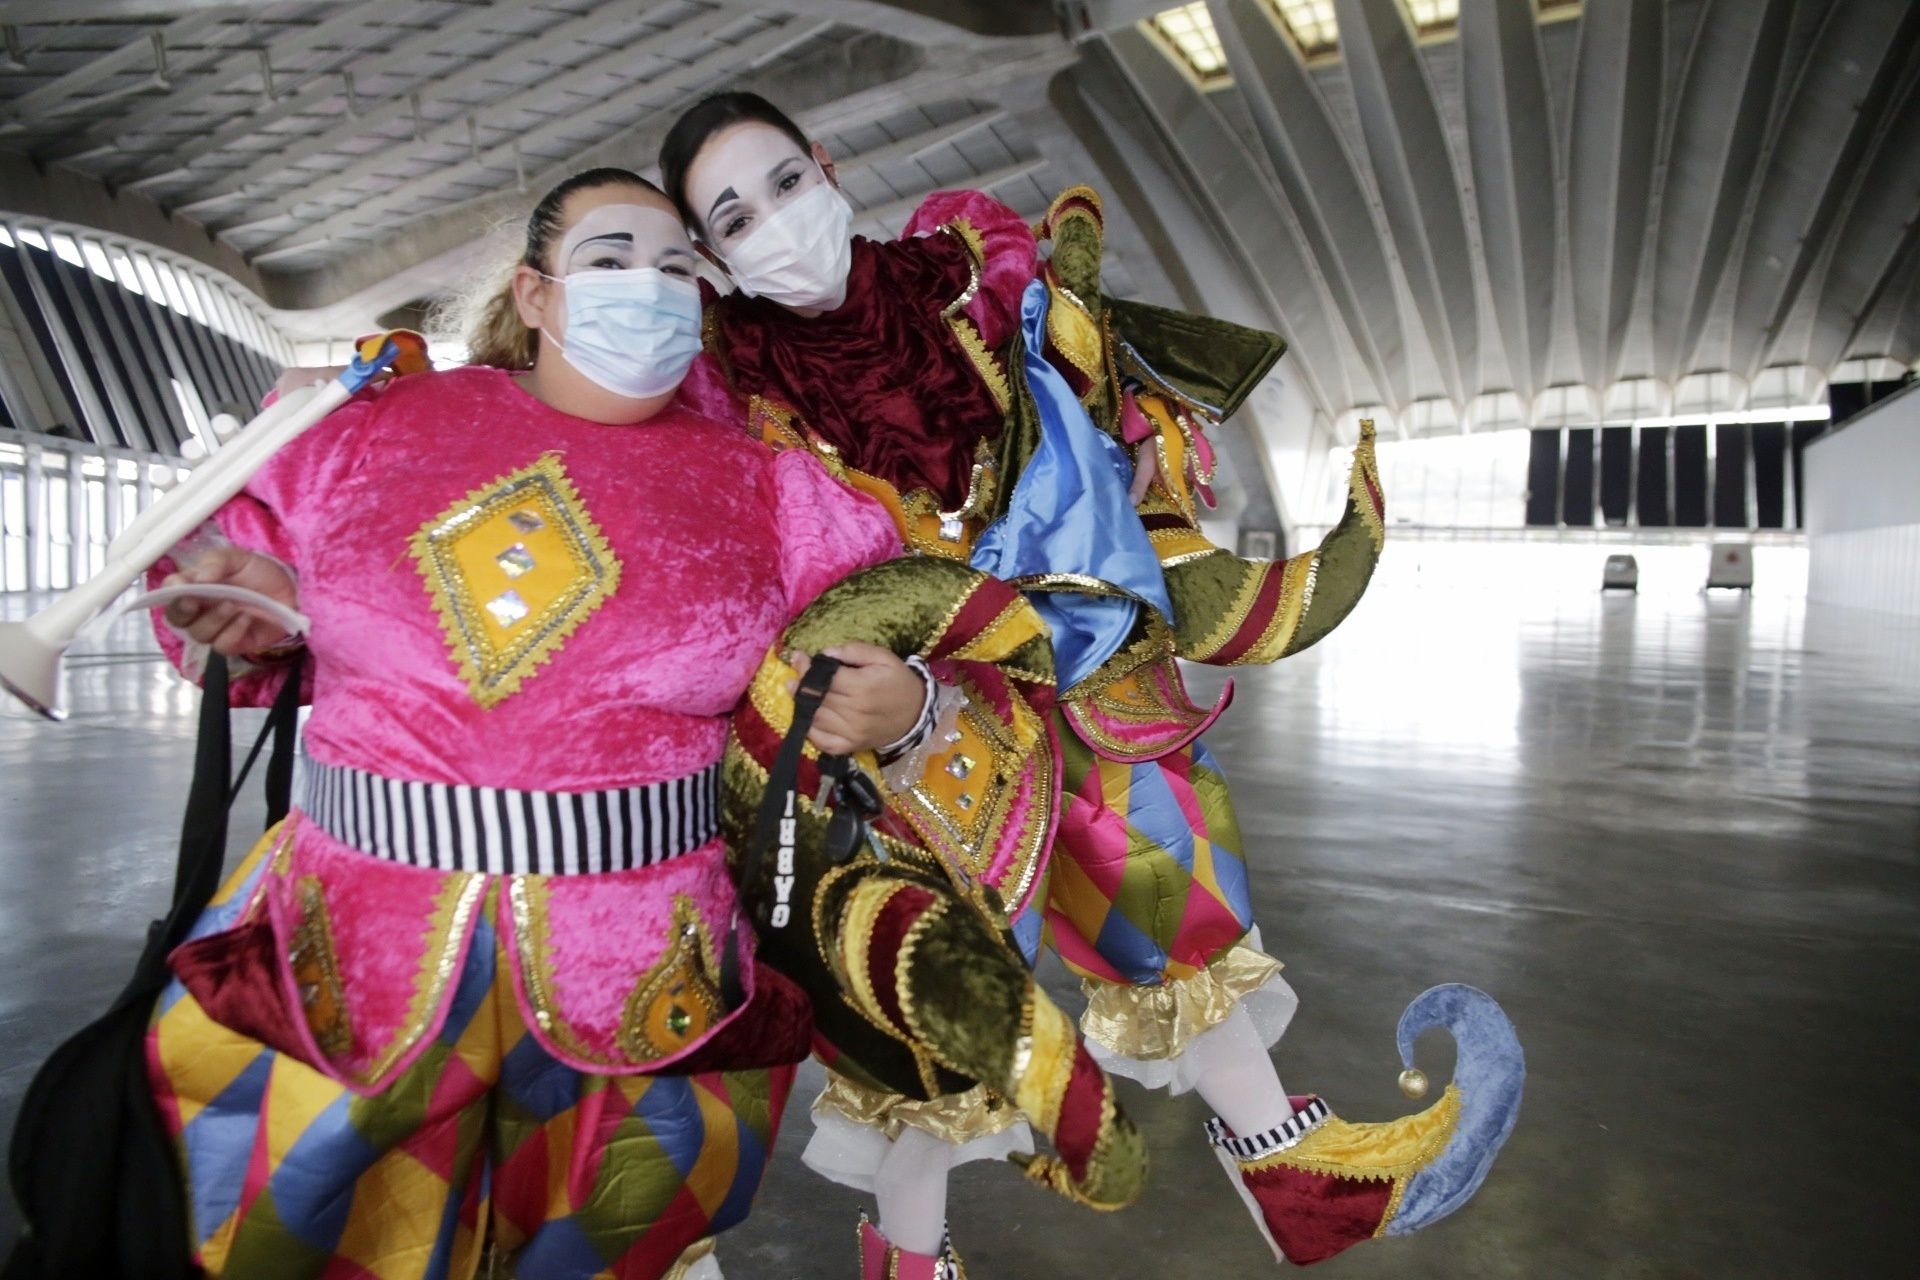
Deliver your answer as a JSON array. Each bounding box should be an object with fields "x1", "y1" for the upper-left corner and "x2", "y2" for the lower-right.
[{"x1": 705, "y1": 186, "x2": 739, "y2": 227}]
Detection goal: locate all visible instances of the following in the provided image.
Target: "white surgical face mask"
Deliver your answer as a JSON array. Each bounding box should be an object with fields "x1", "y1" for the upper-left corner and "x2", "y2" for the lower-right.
[
  {"x1": 542, "y1": 267, "x2": 702, "y2": 400},
  {"x1": 720, "y1": 180, "x2": 855, "y2": 312}
]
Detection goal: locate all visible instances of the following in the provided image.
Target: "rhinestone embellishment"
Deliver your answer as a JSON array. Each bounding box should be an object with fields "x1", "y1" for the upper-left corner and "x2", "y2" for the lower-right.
[
  {"x1": 412, "y1": 453, "x2": 621, "y2": 707},
  {"x1": 485, "y1": 589, "x2": 530, "y2": 627},
  {"x1": 946, "y1": 754, "x2": 976, "y2": 780},
  {"x1": 496, "y1": 543, "x2": 536, "y2": 578}
]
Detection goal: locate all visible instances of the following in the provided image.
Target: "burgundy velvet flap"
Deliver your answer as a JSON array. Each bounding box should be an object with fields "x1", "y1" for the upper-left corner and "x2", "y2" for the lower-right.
[{"x1": 168, "y1": 919, "x2": 316, "y2": 1064}]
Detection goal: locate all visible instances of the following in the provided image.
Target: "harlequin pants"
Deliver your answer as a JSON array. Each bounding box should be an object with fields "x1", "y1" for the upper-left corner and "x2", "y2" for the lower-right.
[
  {"x1": 146, "y1": 843, "x2": 793, "y2": 1280},
  {"x1": 1042, "y1": 726, "x2": 1258, "y2": 986}
]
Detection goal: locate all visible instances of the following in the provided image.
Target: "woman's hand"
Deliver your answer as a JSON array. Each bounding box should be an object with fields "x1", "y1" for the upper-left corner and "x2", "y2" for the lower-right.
[
  {"x1": 788, "y1": 642, "x2": 928, "y2": 756},
  {"x1": 1128, "y1": 442, "x2": 1160, "y2": 504},
  {"x1": 161, "y1": 546, "x2": 301, "y2": 657}
]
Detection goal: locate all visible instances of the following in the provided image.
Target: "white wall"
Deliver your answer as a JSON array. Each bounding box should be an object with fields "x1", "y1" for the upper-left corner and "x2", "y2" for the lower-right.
[{"x1": 1803, "y1": 383, "x2": 1920, "y2": 617}]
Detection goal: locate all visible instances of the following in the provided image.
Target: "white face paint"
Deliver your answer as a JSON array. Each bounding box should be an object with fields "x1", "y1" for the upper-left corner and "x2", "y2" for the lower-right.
[
  {"x1": 544, "y1": 202, "x2": 700, "y2": 345},
  {"x1": 683, "y1": 122, "x2": 855, "y2": 312},
  {"x1": 537, "y1": 201, "x2": 704, "y2": 400},
  {"x1": 684, "y1": 121, "x2": 828, "y2": 251}
]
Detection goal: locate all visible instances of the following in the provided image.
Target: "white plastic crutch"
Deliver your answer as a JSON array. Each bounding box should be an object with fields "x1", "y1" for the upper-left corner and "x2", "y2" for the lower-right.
[{"x1": 0, "y1": 331, "x2": 428, "y2": 720}]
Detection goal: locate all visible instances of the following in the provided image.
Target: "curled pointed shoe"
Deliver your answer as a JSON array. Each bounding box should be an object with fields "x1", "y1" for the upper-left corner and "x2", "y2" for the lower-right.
[
  {"x1": 1207, "y1": 984, "x2": 1524, "y2": 1265},
  {"x1": 858, "y1": 1215, "x2": 949, "y2": 1280}
]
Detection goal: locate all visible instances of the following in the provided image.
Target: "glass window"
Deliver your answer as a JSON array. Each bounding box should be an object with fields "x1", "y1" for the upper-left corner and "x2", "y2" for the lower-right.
[
  {"x1": 49, "y1": 233, "x2": 84, "y2": 268},
  {"x1": 2, "y1": 470, "x2": 26, "y2": 593},
  {"x1": 84, "y1": 477, "x2": 107, "y2": 576},
  {"x1": 44, "y1": 473, "x2": 71, "y2": 591},
  {"x1": 1340, "y1": 427, "x2": 1532, "y2": 529}
]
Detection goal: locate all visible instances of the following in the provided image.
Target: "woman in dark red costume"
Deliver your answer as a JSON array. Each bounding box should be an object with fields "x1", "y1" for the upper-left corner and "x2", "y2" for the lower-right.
[{"x1": 659, "y1": 93, "x2": 1524, "y2": 1277}]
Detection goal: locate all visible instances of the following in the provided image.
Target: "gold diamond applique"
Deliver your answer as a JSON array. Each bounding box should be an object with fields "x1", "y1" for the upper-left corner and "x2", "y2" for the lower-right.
[{"x1": 411, "y1": 452, "x2": 620, "y2": 707}]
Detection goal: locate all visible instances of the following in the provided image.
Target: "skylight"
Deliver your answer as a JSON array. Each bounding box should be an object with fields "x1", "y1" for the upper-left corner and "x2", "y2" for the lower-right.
[
  {"x1": 1146, "y1": 3, "x2": 1233, "y2": 87},
  {"x1": 1402, "y1": 0, "x2": 1459, "y2": 37},
  {"x1": 1266, "y1": 0, "x2": 1340, "y2": 59}
]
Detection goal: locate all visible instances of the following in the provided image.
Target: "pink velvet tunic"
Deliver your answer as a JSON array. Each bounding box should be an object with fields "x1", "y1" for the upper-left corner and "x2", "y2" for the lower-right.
[{"x1": 155, "y1": 363, "x2": 898, "y2": 1093}]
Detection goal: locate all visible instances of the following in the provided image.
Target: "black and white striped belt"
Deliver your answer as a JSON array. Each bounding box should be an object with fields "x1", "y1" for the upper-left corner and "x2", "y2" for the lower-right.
[{"x1": 296, "y1": 752, "x2": 722, "y2": 876}]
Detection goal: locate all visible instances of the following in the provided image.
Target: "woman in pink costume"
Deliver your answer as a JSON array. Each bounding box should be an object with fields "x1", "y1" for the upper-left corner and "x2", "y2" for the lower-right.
[{"x1": 141, "y1": 167, "x2": 926, "y2": 1280}]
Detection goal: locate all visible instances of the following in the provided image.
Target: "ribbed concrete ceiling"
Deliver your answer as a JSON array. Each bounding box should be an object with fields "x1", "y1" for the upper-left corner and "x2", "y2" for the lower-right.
[
  {"x1": 0, "y1": 0, "x2": 1914, "y2": 519},
  {"x1": 1068, "y1": 0, "x2": 1920, "y2": 437},
  {"x1": 0, "y1": 2, "x2": 1128, "y2": 332}
]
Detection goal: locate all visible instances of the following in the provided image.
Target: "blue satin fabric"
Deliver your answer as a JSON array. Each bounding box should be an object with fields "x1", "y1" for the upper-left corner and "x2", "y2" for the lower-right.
[{"x1": 970, "y1": 280, "x2": 1173, "y2": 691}]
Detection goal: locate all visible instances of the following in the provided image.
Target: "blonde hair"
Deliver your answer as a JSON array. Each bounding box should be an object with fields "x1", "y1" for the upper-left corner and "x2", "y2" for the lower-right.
[{"x1": 433, "y1": 167, "x2": 666, "y2": 371}]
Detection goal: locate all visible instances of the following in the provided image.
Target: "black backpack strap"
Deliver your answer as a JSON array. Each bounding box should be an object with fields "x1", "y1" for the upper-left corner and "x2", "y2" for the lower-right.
[
  {"x1": 157, "y1": 656, "x2": 304, "y2": 964},
  {"x1": 721, "y1": 656, "x2": 842, "y2": 1008}
]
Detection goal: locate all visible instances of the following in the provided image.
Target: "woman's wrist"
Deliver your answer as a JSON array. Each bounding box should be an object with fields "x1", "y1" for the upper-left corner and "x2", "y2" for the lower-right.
[{"x1": 877, "y1": 655, "x2": 938, "y2": 762}]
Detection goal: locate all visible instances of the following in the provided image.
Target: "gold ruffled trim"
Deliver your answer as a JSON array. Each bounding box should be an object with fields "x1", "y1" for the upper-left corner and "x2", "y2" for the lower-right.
[
  {"x1": 813, "y1": 1074, "x2": 1024, "y2": 1146},
  {"x1": 662, "y1": 1237, "x2": 717, "y2": 1280},
  {"x1": 1080, "y1": 939, "x2": 1283, "y2": 1062},
  {"x1": 947, "y1": 312, "x2": 1011, "y2": 414}
]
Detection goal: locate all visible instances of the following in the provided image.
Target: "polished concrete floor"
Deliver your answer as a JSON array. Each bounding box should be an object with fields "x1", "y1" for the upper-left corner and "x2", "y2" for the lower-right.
[{"x1": 2, "y1": 578, "x2": 1917, "y2": 1277}]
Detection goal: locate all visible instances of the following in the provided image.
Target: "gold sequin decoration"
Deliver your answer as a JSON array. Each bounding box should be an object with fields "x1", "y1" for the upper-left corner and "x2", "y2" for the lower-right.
[
  {"x1": 411, "y1": 452, "x2": 621, "y2": 708},
  {"x1": 616, "y1": 894, "x2": 725, "y2": 1061},
  {"x1": 947, "y1": 312, "x2": 1012, "y2": 415},
  {"x1": 288, "y1": 875, "x2": 353, "y2": 1059}
]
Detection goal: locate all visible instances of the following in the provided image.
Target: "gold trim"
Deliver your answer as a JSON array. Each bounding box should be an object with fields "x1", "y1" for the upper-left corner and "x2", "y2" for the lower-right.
[
  {"x1": 946, "y1": 312, "x2": 1011, "y2": 414},
  {"x1": 616, "y1": 893, "x2": 725, "y2": 1061},
  {"x1": 1350, "y1": 419, "x2": 1386, "y2": 552},
  {"x1": 939, "y1": 221, "x2": 985, "y2": 318},
  {"x1": 288, "y1": 874, "x2": 353, "y2": 1059},
  {"x1": 1241, "y1": 1085, "x2": 1462, "y2": 1183},
  {"x1": 347, "y1": 873, "x2": 486, "y2": 1087},
  {"x1": 1009, "y1": 990, "x2": 1075, "y2": 1135},
  {"x1": 813, "y1": 1075, "x2": 1022, "y2": 1146},
  {"x1": 1157, "y1": 546, "x2": 1221, "y2": 569},
  {"x1": 662, "y1": 1238, "x2": 718, "y2": 1280},
  {"x1": 507, "y1": 875, "x2": 598, "y2": 1060},
  {"x1": 1234, "y1": 552, "x2": 1316, "y2": 667},
  {"x1": 1186, "y1": 559, "x2": 1274, "y2": 663},
  {"x1": 841, "y1": 878, "x2": 910, "y2": 1035},
  {"x1": 410, "y1": 452, "x2": 621, "y2": 708},
  {"x1": 1079, "y1": 939, "x2": 1282, "y2": 1061},
  {"x1": 1375, "y1": 1174, "x2": 1412, "y2": 1237}
]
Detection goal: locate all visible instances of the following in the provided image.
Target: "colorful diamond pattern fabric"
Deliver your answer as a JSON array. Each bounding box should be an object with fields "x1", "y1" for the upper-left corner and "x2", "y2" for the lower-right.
[
  {"x1": 1042, "y1": 721, "x2": 1256, "y2": 987},
  {"x1": 147, "y1": 842, "x2": 790, "y2": 1280}
]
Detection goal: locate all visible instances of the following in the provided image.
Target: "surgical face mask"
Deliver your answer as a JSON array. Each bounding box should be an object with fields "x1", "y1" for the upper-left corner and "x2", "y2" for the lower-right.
[
  {"x1": 720, "y1": 180, "x2": 855, "y2": 312},
  {"x1": 541, "y1": 267, "x2": 702, "y2": 400}
]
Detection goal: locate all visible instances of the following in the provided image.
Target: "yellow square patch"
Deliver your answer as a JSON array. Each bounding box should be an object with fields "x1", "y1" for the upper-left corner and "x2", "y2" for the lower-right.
[{"x1": 412, "y1": 452, "x2": 620, "y2": 707}]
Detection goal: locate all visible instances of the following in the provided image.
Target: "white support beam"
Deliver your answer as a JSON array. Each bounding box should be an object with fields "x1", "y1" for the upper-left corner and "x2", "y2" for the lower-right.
[
  {"x1": 209, "y1": 5, "x2": 753, "y2": 237},
  {"x1": 172, "y1": 0, "x2": 679, "y2": 215},
  {"x1": 33, "y1": 0, "x2": 405, "y2": 163},
  {"x1": 850, "y1": 155, "x2": 1047, "y2": 234},
  {"x1": 0, "y1": 6, "x2": 246, "y2": 125},
  {"x1": 122, "y1": 0, "x2": 517, "y2": 191},
  {"x1": 833, "y1": 106, "x2": 1008, "y2": 179},
  {"x1": 249, "y1": 19, "x2": 830, "y2": 263}
]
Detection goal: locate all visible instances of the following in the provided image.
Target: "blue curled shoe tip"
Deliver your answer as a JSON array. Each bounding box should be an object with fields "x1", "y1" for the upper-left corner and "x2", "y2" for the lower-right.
[{"x1": 1386, "y1": 983, "x2": 1525, "y2": 1236}]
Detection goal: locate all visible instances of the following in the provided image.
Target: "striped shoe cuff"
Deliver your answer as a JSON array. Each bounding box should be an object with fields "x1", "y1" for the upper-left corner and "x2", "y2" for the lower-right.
[{"x1": 1205, "y1": 1097, "x2": 1332, "y2": 1163}]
